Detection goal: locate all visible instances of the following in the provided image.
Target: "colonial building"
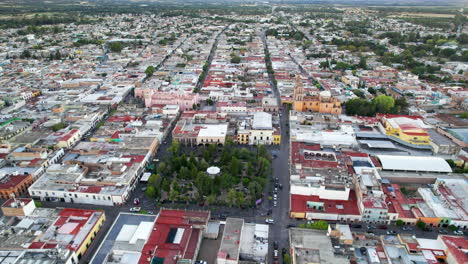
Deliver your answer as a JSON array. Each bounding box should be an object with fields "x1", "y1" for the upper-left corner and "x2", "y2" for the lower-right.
[{"x1": 292, "y1": 76, "x2": 342, "y2": 115}]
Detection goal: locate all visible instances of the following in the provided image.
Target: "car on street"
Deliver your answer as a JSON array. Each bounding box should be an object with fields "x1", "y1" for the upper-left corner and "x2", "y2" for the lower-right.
[
  {"x1": 386, "y1": 230, "x2": 397, "y2": 235},
  {"x1": 367, "y1": 225, "x2": 376, "y2": 229},
  {"x1": 402, "y1": 226, "x2": 413, "y2": 231},
  {"x1": 133, "y1": 198, "x2": 140, "y2": 205},
  {"x1": 286, "y1": 224, "x2": 296, "y2": 228},
  {"x1": 195, "y1": 261, "x2": 207, "y2": 264},
  {"x1": 129, "y1": 207, "x2": 141, "y2": 212},
  {"x1": 273, "y1": 200, "x2": 277, "y2": 207},
  {"x1": 273, "y1": 241, "x2": 278, "y2": 249},
  {"x1": 273, "y1": 194, "x2": 277, "y2": 200},
  {"x1": 438, "y1": 229, "x2": 448, "y2": 234},
  {"x1": 453, "y1": 230, "x2": 463, "y2": 235},
  {"x1": 273, "y1": 250, "x2": 279, "y2": 260},
  {"x1": 265, "y1": 218, "x2": 275, "y2": 224},
  {"x1": 378, "y1": 225, "x2": 388, "y2": 230},
  {"x1": 351, "y1": 224, "x2": 362, "y2": 228}
]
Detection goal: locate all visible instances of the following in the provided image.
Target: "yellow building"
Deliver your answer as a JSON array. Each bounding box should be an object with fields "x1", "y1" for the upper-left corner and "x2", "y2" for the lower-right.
[
  {"x1": 292, "y1": 76, "x2": 342, "y2": 115},
  {"x1": 273, "y1": 133, "x2": 281, "y2": 144},
  {"x1": 380, "y1": 115, "x2": 431, "y2": 145},
  {"x1": 237, "y1": 131, "x2": 249, "y2": 144}
]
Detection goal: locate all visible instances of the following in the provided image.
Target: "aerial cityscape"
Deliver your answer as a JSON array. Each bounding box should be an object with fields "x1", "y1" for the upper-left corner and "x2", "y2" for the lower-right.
[{"x1": 0, "y1": 0, "x2": 466, "y2": 263}]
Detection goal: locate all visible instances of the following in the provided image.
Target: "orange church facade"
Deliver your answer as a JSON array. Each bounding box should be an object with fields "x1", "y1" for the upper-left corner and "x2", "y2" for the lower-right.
[{"x1": 292, "y1": 76, "x2": 342, "y2": 115}]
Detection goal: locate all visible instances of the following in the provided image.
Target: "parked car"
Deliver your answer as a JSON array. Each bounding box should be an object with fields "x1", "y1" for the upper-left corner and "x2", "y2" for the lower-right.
[
  {"x1": 265, "y1": 218, "x2": 275, "y2": 224},
  {"x1": 273, "y1": 200, "x2": 277, "y2": 207},
  {"x1": 286, "y1": 224, "x2": 296, "y2": 228},
  {"x1": 439, "y1": 229, "x2": 448, "y2": 234},
  {"x1": 386, "y1": 230, "x2": 397, "y2": 235},
  {"x1": 129, "y1": 207, "x2": 141, "y2": 212},
  {"x1": 133, "y1": 198, "x2": 140, "y2": 205},
  {"x1": 378, "y1": 225, "x2": 388, "y2": 230},
  {"x1": 195, "y1": 261, "x2": 207, "y2": 264},
  {"x1": 273, "y1": 241, "x2": 279, "y2": 249},
  {"x1": 273, "y1": 250, "x2": 279, "y2": 260},
  {"x1": 453, "y1": 230, "x2": 463, "y2": 235},
  {"x1": 351, "y1": 224, "x2": 362, "y2": 228},
  {"x1": 367, "y1": 225, "x2": 376, "y2": 230},
  {"x1": 402, "y1": 226, "x2": 413, "y2": 231}
]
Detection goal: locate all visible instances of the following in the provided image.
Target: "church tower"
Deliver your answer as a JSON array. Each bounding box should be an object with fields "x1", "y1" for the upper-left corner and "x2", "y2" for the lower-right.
[{"x1": 293, "y1": 75, "x2": 304, "y2": 111}]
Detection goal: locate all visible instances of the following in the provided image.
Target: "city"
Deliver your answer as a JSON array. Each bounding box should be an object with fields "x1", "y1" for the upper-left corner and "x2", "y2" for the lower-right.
[{"x1": 0, "y1": 0, "x2": 466, "y2": 263}]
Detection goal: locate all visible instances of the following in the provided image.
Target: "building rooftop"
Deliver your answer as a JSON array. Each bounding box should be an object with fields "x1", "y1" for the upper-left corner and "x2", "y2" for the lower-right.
[
  {"x1": 377, "y1": 155, "x2": 452, "y2": 173},
  {"x1": 197, "y1": 124, "x2": 228, "y2": 138},
  {"x1": 252, "y1": 112, "x2": 272, "y2": 130},
  {"x1": 218, "y1": 218, "x2": 244, "y2": 262},
  {"x1": 289, "y1": 228, "x2": 349, "y2": 264}
]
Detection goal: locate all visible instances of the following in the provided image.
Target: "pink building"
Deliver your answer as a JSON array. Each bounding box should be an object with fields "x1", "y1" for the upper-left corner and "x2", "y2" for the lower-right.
[{"x1": 134, "y1": 88, "x2": 200, "y2": 111}]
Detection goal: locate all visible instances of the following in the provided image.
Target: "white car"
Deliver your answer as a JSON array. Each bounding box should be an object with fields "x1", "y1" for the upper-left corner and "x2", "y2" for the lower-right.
[
  {"x1": 453, "y1": 230, "x2": 463, "y2": 235},
  {"x1": 265, "y1": 218, "x2": 275, "y2": 224},
  {"x1": 129, "y1": 207, "x2": 141, "y2": 212}
]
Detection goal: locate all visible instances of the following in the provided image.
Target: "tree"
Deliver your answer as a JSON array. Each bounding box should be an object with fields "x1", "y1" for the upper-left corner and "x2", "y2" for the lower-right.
[
  {"x1": 157, "y1": 162, "x2": 167, "y2": 175},
  {"x1": 373, "y1": 95, "x2": 395, "y2": 114},
  {"x1": 145, "y1": 66, "x2": 155, "y2": 77},
  {"x1": 352, "y1": 89, "x2": 365, "y2": 99},
  {"x1": 230, "y1": 157, "x2": 241, "y2": 176},
  {"x1": 206, "y1": 194, "x2": 216, "y2": 205},
  {"x1": 248, "y1": 181, "x2": 263, "y2": 200},
  {"x1": 396, "y1": 220, "x2": 404, "y2": 226},
  {"x1": 161, "y1": 178, "x2": 171, "y2": 193},
  {"x1": 312, "y1": 220, "x2": 329, "y2": 230},
  {"x1": 148, "y1": 174, "x2": 161, "y2": 189},
  {"x1": 358, "y1": 56, "x2": 367, "y2": 69},
  {"x1": 21, "y1": 49, "x2": 31, "y2": 58},
  {"x1": 440, "y1": 48, "x2": 456, "y2": 58},
  {"x1": 230, "y1": 55, "x2": 241, "y2": 64},
  {"x1": 108, "y1": 42, "x2": 124, "y2": 53},
  {"x1": 416, "y1": 220, "x2": 426, "y2": 230},
  {"x1": 446, "y1": 159, "x2": 456, "y2": 168},
  {"x1": 167, "y1": 140, "x2": 180, "y2": 156},
  {"x1": 283, "y1": 253, "x2": 292, "y2": 264},
  {"x1": 145, "y1": 186, "x2": 157, "y2": 198},
  {"x1": 227, "y1": 188, "x2": 237, "y2": 207}
]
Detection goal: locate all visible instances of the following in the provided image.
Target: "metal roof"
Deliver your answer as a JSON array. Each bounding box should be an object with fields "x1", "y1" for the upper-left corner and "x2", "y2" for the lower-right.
[{"x1": 377, "y1": 155, "x2": 452, "y2": 173}]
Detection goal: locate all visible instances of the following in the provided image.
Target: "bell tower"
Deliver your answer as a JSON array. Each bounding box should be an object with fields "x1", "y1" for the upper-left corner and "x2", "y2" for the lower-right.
[{"x1": 293, "y1": 75, "x2": 304, "y2": 111}]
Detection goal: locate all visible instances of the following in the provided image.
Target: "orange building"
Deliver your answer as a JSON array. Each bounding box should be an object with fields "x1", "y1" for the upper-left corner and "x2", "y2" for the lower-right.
[
  {"x1": 292, "y1": 76, "x2": 342, "y2": 115},
  {"x1": 0, "y1": 174, "x2": 34, "y2": 199}
]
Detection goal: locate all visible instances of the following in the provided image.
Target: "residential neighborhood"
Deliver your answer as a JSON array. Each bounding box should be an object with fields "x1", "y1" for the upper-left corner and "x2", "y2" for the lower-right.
[{"x1": 0, "y1": 1, "x2": 467, "y2": 264}]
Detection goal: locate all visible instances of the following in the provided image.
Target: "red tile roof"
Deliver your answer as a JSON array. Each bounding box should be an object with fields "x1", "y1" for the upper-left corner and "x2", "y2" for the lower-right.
[
  {"x1": 138, "y1": 209, "x2": 209, "y2": 264},
  {"x1": 441, "y1": 236, "x2": 468, "y2": 264},
  {"x1": 290, "y1": 191, "x2": 360, "y2": 216}
]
